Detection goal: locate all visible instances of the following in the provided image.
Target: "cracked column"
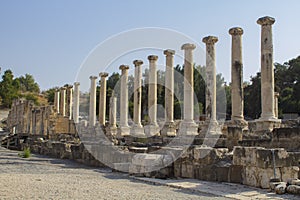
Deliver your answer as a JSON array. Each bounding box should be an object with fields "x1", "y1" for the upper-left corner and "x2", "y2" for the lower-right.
[
  {"x1": 99, "y1": 72, "x2": 108, "y2": 126},
  {"x1": 257, "y1": 16, "x2": 278, "y2": 121},
  {"x1": 66, "y1": 85, "x2": 73, "y2": 120},
  {"x1": 179, "y1": 43, "x2": 198, "y2": 136},
  {"x1": 59, "y1": 87, "x2": 66, "y2": 116},
  {"x1": 203, "y1": 36, "x2": 219, "y2": 132},
  {"x1": 73, "y1": 82, "x2": 80, "y2": 123},
  {"x1": 89, "y1": 76, "x2": 97, "y2": 127},
  {"x1": 145, "y1": 55, "x2": 160, "y2": 136},
  {"x1": 229, "y1": 27, "x2": 247, "y2": 126},
  {"x1": 161, "y1": 49, "x2": 176, "y2": 136},
  {"x1": 54, "y1": 89, "x2": 60, "y2": 113},
  {"x1": 118, "y1": 65, "x2": 130, "y2": 136},
  {"x1": 131, "y1": 60, "x2": 145, "y2": 136}
]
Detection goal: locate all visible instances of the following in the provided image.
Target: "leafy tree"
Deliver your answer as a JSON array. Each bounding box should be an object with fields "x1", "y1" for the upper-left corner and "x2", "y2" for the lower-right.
[
  {"x1": 16, "y1": 74, "x2": 40, "y2": 93},
  {"x1": 0, "y1": 70, "x2": 19, "y2": 107}
]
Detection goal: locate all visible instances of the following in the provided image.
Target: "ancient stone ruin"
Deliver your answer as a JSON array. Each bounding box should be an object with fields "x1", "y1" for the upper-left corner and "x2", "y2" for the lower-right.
[{"x1": 2, "y1": 16, "x2": 300, "y2": 195}]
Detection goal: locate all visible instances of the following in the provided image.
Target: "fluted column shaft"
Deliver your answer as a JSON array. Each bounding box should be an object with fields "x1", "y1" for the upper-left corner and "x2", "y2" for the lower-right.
[
  {"x1": 89, "y1": 76, "x2": 97, "y2": 126},
  {"x1": 99, "y1": 72, "x2": 108, "y2": 126},
  {"x1": 73, "y1": 82, "x2": 80, "y2": 123}
]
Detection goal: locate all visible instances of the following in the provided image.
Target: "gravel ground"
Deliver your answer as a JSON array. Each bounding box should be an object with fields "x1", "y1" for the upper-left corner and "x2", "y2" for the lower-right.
[{"x1": 0, "y1": 147, "x2": 229, "y2": 200}]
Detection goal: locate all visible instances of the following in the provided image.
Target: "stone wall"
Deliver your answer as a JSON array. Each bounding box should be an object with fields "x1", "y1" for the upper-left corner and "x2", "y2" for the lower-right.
[{"x1": 6, "y1": 99, "x2": 76, "y2": 138}]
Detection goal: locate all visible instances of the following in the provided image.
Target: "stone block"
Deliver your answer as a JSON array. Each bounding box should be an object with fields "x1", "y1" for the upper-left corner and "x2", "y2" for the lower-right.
[
  {"x1": 229, "y1": 165, "x2": 243, "y2": 183},
  {"x1": 275, "y1": 184, "x2": 287, "y2": 195},
  {"x1": 287, "y1": 185, "x2": 300, "y2": 195}
]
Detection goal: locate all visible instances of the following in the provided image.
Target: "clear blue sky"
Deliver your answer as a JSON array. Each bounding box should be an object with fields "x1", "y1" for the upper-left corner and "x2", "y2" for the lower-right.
[{"x1": 1, "y1": 0, "x2": 300, "y2": 90}]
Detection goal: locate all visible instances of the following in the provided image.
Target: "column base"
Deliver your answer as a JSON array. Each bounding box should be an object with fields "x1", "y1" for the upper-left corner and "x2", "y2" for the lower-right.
[
  {"x1": 254, "y1": 118, "x2": 281, "y2": 131},
  {"x1": 229, "y1": 118, "x2": 248, "y2": 128},
  {"x1": 200, "y1": 120, "x2": 222, "y2": 136},
  {"x1": 144, "y1": 124, "x2": 160, "y2": 137},
  {"x1": 178, "y1": 120, "x2": 198, "y2": 136},
  {"x1": 130, "y1": 125, "x2": 145, "y2": 138},
  {"x1": 118, "y1": 126, "x2": 131, "y2": 137},
  {"x1": 161, "y1": 122, "x2": 176, "y2": 137},
  {"x1": 105, "y1": 126, "x2": 118, "y2": 136}
]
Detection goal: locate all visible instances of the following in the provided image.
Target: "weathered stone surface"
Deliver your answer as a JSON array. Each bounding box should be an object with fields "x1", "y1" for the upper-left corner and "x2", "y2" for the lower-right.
[
  {"x1": 275, "y1": 184, "x2": 286, "y2": 195},
  {"x1": 287, "y1": 185, "x2": 300, "y2": 195},
  {"x1": 270, "y1": 181, "x2": 285, "y2": 191}
]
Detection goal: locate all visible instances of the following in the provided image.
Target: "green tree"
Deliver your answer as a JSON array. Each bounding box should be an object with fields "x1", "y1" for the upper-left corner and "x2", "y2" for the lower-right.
[
  {"x1": 0, "y1": 70, "x2": 20, "y2": 107},
  {"x1": 16, "y1": 74, "x2": 40, "y2": 93}
]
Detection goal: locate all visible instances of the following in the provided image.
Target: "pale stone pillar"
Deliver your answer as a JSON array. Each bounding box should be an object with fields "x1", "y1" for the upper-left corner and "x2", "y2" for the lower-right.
[
  {"x1": 118, "y1": 65, "x2": 130, "y2": 136},
  {"x1": 60, "y1": 87, "x2": 66, "y2": 116},
  {"x1": 109, "y1": 94, "x2": 117, "y2": 128},
  {"x1": 106, "y1": 93, "x2": 118, "y2": 136},
  {"x1": 177, "y1": 44, "x2": 198, "y2": 136},
  {"x1": 66, "y1": 85, "x2": 73, "y2": 120},
  {"x1": 99, "y1": 72, "x2": 108, "y2": 126},
  {"x1": 145, "y1": 55, "x2": 160, "y2": 136},
  {"x1": 161, "y1": 49, "x2": 176, "y2": 136},
  {"x1": 73, "y1": 82, "x2": 80, "y2": 123},
  {"x1": 229, "y1": 27, "x2": 246, "y2": 125},
  {"x1": 131, "y1": 60, "x2": 145, "y2": 136},
  {"x1": 133, "y1": 60, "x2": 143, "y2": 127},
  {"x1": 54, "y1": 89, "x2": 60, "y2": 113},
  {"x1": 257, "y1": 16, "x2": 277, "y2": 120},
  {"x1": 202, "y1": 36, "x2": 218, "y2": 123},
  {"x1": 89, "y1": 76, "x2": 97, "y2": 127},
  {"x1": 274, "y1": 92, "x2": 279, "y2": 119}
]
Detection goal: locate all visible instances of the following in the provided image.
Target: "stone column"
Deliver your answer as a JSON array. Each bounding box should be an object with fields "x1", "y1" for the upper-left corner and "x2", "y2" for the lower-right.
[
  {"x1": 60, "y1": 87, "x2": 66, "y2": 116},
  {"x1": 99, "y1": 72, "x2": 108, "y2": 126},
  {"x1": 161, "y1": 49, "x2": 176, "y2": 136},
  {"x1": 131, "y1": 60, "x2": 145, "y2": 136},
  {"x1": 274, "y1": 92, "x2": 279, "y2": 119},
  {"x1": 54, "y1": 89, "x2": 60, "y2": 113},
  {"x1": 118, "y1": 65, "x2": 130, "y2": 136},
  {"x1": 66, "y1": 85, "x2": 73, "y2": 120},
  {"x1": 229, "y1": 27, "x2": 247, "y2": 125},
  {"x1": 109, "y1": 94, "x2": 117, "y2": 129},
  {"x1": 106, "y1": 93, "x2": 118, "y2": 136},
  {"x1": 257, "y1": 16, "x2": 277, "y2": 120},
  {"x1": 145, "y1": 55, "x2": 160, "y2": 136},
  {"x1": 89, "y1": 76, "x2": 97, "y2": 127},
  {"x1": 179, "y1": 44, "x2": 198, "y2": 135},
  {"x1": 202, "y1": 36, "x2": 218, "y2": 123},
  {"x1": 73, "y1": 82, "x2": 80, "y2": 123}
]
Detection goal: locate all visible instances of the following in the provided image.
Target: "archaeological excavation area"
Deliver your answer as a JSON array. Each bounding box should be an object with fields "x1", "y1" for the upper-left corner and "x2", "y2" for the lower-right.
[{"x1": 2, "y1": 16, "x2": 300, "y2": 196}]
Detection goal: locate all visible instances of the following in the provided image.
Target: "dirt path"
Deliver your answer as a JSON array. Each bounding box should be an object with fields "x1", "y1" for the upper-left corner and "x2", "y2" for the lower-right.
[{"x1": 0, "y1": 147, "x2": 228, "y2": 200}]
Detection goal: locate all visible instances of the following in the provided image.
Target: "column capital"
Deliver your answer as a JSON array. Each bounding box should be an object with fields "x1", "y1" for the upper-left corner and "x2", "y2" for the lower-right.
[
  {"x1": 89, "y1": 76, "x2": 97, "y2": 80},
  {"x1": 74, "y1": 82, "x2": 80, "y2": 86},
  {"x1": 99, "y1": 72, "x2": 109, "y2": 78},
  {"x1": 66, "y1": 85, "x2": 73, "y2": 89},
  {"x1": 119, "y1": 65, "x2": 129, "y2": 70},
  {"x1": 274, "y1": 92, "x2": 279, "y2": 97},
  {"x1": 133, "y1": 60, "x2": 143, "y2": 67},
  {"x1": 181, "y1": 43, "x2": 196, "y2": 50},
  {"x1": 148, "y1": 55, "x2": 158, "y2": 61},
  {"x1": 202, "y1": 36, "x2": 218, "y2": 45},
  {"x1": 257, "y1": 16, "x2": 275, "y2": 26},
  {"x1": 164, "y1": 49, "x2": 175, "y2": 56},
  {"x1": 229, "y1": 27, "x2": 244, "y2": 35},
  {"x1": 60, "y1": 86, "x2": 67, "y2": 91}
]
